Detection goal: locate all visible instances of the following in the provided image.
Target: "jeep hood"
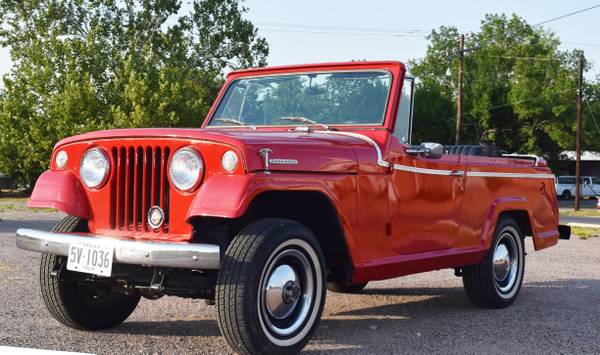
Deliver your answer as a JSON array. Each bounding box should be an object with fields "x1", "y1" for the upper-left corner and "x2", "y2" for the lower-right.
[{"x1": 55, "y1": 128, "x2": 383, "y2": 173}]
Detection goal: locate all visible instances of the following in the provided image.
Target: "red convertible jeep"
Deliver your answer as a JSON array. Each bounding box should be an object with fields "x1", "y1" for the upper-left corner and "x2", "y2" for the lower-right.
[{"x1": 17, "y1": 61, "x2": 569, "y2": 354}]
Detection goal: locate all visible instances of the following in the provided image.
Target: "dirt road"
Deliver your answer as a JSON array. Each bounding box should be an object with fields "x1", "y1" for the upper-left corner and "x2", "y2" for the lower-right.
[{"x1": 1, "y1": 201, "x2": 599, "y2": 354}]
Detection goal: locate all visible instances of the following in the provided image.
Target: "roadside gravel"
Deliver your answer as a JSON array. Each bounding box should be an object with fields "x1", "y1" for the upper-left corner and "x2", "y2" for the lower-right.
[{"x1": 1, "y1": 200, "x2": 599, "y2": 354}]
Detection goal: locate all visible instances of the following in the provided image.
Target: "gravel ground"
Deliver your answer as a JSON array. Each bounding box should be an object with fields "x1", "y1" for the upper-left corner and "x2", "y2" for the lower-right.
[{"x1": 1, "y1": 199, "x2": 599, "y2": 354}]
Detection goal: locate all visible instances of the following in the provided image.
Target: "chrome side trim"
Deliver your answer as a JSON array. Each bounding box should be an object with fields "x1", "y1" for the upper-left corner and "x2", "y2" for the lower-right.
[
  {"x1": 392, "y1": 163, "x2": 553, "y2": 179},
  {"x1": 16, "y1": 228, "x2": 220, "y2": 269},
  {"x1": 393, "y1": 164, "x2": 454, "y2": 176},
  {"x1": 467, "y1": 171, "x2": 555, "y2": 179},
  {"x1": 319, "y1": 131, "x2": 390, "y2": 167}
]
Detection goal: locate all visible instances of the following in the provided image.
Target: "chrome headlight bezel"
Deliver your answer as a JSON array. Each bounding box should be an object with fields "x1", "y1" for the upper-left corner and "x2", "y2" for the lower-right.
[
  {"x1": 80, "y1": 148, "x2": 110, "y2": 189},
  {"x1": 169, "y1": 147, "x2": 204, "y2": 192}
]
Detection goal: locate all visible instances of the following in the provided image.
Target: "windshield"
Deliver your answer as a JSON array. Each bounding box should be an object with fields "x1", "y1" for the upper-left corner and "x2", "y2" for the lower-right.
[{"x1": 207, "y1": 70, "x2": 392, "y2": 127}]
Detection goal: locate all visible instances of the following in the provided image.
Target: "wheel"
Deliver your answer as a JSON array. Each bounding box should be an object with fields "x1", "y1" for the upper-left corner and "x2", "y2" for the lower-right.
[
  {"x1": 462, "y1": 217, "x2": 525, "y2": 309},
  {"x1": 40, "y1": 215, "x2": 140, "y2": 330},
  {"x1": 216, "y1": 218, "x2": 326, "y2": 354},
  {"x1": 561, "y1": 190, "x2": 572, "y2": 200},
  {"x1": 327, "y1": 280, "x2": 368, "y2": 293}
]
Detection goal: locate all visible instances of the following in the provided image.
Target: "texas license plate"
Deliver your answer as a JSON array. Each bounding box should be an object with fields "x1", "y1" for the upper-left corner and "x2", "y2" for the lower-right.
[{"x1": 66, "y1": 241, "x2": 114, "y2": 277}]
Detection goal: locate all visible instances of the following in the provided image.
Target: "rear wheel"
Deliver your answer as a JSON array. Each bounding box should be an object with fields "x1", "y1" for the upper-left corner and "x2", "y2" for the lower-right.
[
  {"x1": 327, "y1": 280, "x2": 368, "y2": 293},
  {"x1": 216, "y1": 218, "x2": 326, "y2": 354},
  {"x1": 462, "y1": 217, "x2": 525, "y2": 309},
  {"x1": 561, "y1": 190, "x2": 572, "y2": 200},
  {"x1": 40, "y1": 215, "x2": 140, "y2": 330}
]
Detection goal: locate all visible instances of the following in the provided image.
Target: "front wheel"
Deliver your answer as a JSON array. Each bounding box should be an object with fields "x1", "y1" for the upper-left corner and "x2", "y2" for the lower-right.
[
  {"x1": 462, "y1": 217, "x2": 525, "y2": 309},
  {"x1": 216, "y1": 219, "x2": 326, "y2": 354},
  {"x1": 40, "y1": 216, "x2": 140, "y2": 330}
]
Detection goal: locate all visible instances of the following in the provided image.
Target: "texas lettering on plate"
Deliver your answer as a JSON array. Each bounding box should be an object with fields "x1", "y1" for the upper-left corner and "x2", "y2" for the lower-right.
[{"x1": 66, "y1": 240, "x2": 114, "y2": 276}]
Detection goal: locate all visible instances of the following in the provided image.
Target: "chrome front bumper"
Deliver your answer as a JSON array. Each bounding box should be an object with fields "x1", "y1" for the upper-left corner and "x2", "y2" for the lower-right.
[{"x1": 16, "y1": 228, "x2": 220, "y2": 269}]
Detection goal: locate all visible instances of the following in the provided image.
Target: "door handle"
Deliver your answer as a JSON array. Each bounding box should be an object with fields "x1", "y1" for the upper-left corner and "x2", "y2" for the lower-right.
[{"x1": 450, "y1": 170, "x2": 465, "y2": 177}]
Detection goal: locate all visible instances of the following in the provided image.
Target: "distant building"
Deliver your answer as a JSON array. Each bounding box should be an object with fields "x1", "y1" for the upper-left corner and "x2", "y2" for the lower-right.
[{"x1": 562, "y1": 151, "x2": 600, "y2": 177}]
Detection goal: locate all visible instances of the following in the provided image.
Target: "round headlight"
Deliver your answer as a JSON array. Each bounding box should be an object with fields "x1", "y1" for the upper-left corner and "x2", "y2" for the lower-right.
[
  {"x1": 169, "y1": 147, "x2": 203, "y2": 191},
  {"x1": 55, "y1": 150, "x2": 68, "y2": 169},
  {"x1": 80, "y1": 148, "x2": 110, "y2": 188},
  {"x1": 221, "y1": 150, "x2": 239, "y2": 172}
]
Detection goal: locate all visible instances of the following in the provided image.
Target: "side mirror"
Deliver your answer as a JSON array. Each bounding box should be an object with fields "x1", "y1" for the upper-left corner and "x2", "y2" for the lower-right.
[{"x1": 406, "y1": 142, "x2": 443, "y2": 159}]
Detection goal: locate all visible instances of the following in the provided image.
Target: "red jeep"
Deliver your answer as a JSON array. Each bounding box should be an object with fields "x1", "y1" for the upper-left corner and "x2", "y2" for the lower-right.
[{"x1": 17, "y1": 61, "x2": 569, "y2": 354}]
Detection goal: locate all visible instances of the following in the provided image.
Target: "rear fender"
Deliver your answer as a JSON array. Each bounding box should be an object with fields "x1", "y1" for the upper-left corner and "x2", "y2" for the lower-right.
[
  {"x1": 28, "y1": 170, "x2": 90, "y2": 218},
  {"x1": 480, "y1": 196, "x2": 558, "y2": 251}
]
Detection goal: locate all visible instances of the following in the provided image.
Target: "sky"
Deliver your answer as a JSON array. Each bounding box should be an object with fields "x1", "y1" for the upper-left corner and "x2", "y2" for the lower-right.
[{"x1": 0, "y1": 0, "x2": 599, "y2": 83}]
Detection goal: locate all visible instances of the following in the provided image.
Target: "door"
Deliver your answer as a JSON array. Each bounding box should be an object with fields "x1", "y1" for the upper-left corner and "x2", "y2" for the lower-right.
[
  {"x1": 387, "y1": 140, "x2": 466, "y2": 254},
  {"x1": 387, "y1": 77, "x2": 465, "y2": 254}
]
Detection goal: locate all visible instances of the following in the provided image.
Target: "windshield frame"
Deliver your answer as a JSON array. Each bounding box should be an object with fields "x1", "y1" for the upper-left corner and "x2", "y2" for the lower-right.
[{"x1": 204, "y1": 69, "x2": 394, "y2": 128}]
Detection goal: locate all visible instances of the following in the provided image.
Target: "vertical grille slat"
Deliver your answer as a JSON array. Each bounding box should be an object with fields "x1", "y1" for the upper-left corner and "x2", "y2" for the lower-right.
[
  {"x1": 124, "y1": 148, "x2": 131, "y2": 231},
  {"x1": 110, "y1": 145, "x2": 171, "y2": 234},
  {"x1": 132, "y1": 148, "x2": 139, "y2": 231}
]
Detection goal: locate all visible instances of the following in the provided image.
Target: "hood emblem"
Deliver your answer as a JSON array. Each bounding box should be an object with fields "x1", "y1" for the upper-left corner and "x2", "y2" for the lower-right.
[
  {"x1": 269, "y1": 158, "x2": 298, "y2": 165},
  {"x1": 148, "y1": 206, "x2": 164, "y2": 229}
]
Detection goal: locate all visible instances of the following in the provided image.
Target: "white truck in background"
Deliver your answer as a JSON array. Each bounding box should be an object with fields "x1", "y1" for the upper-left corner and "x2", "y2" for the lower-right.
[{"x1": 555, "y1": 175, "x2": 600, "y2": 200}]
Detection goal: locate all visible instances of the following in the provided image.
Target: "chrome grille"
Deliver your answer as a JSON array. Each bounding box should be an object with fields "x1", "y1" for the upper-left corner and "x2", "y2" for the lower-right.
[{"x1": 110, "y1": 146, "x2": 170, "y2": 233}]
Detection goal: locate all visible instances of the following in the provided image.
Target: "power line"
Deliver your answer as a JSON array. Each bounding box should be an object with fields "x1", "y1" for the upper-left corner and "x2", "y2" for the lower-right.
[
  {"x1": 535, "y1": 3, "x2": 600, "y2": 25},
  {"x1": 584, "y1": 100, "x2": 600, "y2": 136},
  {"x1": 431, "y1": 88, "x2": 575, "y2": 123},
  {"x1": 562, "y1": 41, "x2": 600, "y2": 48},
  {"x1": 257, "y1": 28, "x2": 426, "y2": 38},
  {"x1": 256, "y1": 21, "x2": 429, "y2": 34},
  {"x1": 483, "y1": 55, "x2": 562, "y2": 61}
]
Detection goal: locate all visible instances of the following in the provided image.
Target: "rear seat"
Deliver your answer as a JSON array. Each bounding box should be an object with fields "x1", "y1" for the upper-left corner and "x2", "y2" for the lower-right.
[{"x1": 443, "y1": 144, "x2": 502, "y2": 157}]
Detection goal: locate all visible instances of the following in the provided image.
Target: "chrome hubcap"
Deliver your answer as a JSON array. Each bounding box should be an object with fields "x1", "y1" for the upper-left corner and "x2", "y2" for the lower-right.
[
  {"x1": 493, "y1": 232, "x2": 519, "y2": 294},
  {"x1": 265, "y1": 265, "x2": 301, "y2": 319},
  {"x1": 259, "y1": 248, "x2": 315, "y2": 337},
  {"x1": 493, "y1": 244, "x2": 511, "y2": 281}
]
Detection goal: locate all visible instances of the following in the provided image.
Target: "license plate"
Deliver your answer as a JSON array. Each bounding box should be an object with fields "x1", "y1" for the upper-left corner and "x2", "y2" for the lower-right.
[{"x1": 66, "y1": 241, "x2": 114, "y2": 277}]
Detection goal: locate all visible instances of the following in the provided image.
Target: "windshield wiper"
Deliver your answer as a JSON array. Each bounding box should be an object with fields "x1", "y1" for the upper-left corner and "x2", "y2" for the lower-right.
[
  {"x1": 214, "y1": 117, "x2": 256, "y2": 130},
  {"x1": 279, "y1": 116, "x2": 332, "y2": 130}
]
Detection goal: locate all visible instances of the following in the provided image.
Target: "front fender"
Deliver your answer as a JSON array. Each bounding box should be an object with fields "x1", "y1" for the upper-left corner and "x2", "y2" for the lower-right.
[
  {"x1": 186, "y1": 174, "x2": 255, "y2": 219},
  {"x1": 186, "y1": 173, "x2": 349, "y2": 221},
  {"x1": 28, "y1": 170, "x2": 90, "y2": 218}
]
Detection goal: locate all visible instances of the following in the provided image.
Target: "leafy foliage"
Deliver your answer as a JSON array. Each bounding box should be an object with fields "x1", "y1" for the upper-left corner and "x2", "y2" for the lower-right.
[
  {"x1": 409, "y1": 14, "x2": 600, "y2": 160},
  {"x1": 0, "y1": 0, "x2": 268, "y2": 186}
]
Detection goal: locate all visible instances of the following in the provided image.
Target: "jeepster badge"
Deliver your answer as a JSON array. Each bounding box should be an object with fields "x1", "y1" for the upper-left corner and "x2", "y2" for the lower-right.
[
  {"x1": 148, "y1": 206, "x2": 164, "y2": 229},
  {"x1": 269, "y1": 158, "x2": 299, "y2": 165}
]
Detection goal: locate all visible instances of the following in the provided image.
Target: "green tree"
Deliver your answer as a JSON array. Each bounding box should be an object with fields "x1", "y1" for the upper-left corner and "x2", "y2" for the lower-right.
[
  {"x1": 0, "y1": 0, "x2": 268, "y2": 186},
  {"x1": 410, "y1": 14, "x2": 595, "y2": 160}
]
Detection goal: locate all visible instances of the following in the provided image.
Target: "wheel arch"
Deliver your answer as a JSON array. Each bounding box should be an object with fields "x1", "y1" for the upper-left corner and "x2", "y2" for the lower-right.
[
  {"x1": 498, "y1": 210, "x2": 532, "y2": 238},
  {"x1": 190, "y1": 190, "x2": 356, "y2": 283}
]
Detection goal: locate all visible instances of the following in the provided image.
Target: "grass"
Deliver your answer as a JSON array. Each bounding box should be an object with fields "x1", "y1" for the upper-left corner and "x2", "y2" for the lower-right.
[
  {"x1": 0, "y1": 197, "x2": 28, "y2": 203},
  {"x1": 0, "y1": 197, "x2": 54, "y2": 213},
  {"x1": 559, "y1": 209, "x2": 600, "y2": 217},
  {"x1": 0, "y1": 203, "x2": 17, "y2": 213},
  {"x1": 571, "y1": 226, "x2": 600, "y2": 240}
]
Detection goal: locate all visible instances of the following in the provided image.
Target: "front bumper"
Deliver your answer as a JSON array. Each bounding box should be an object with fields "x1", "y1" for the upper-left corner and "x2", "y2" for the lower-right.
[{"x1": 16, "y1": 228, "x2": 220, "y2": 269}]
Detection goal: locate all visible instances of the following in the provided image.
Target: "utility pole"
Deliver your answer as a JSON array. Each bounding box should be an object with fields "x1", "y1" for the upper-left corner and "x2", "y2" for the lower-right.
[
  {"x1": 575, "y1": 51, "x2": 584, "y2": 211},
  {"x1": 455, "y1": 34, "x2": 464, "y2": 145}
]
